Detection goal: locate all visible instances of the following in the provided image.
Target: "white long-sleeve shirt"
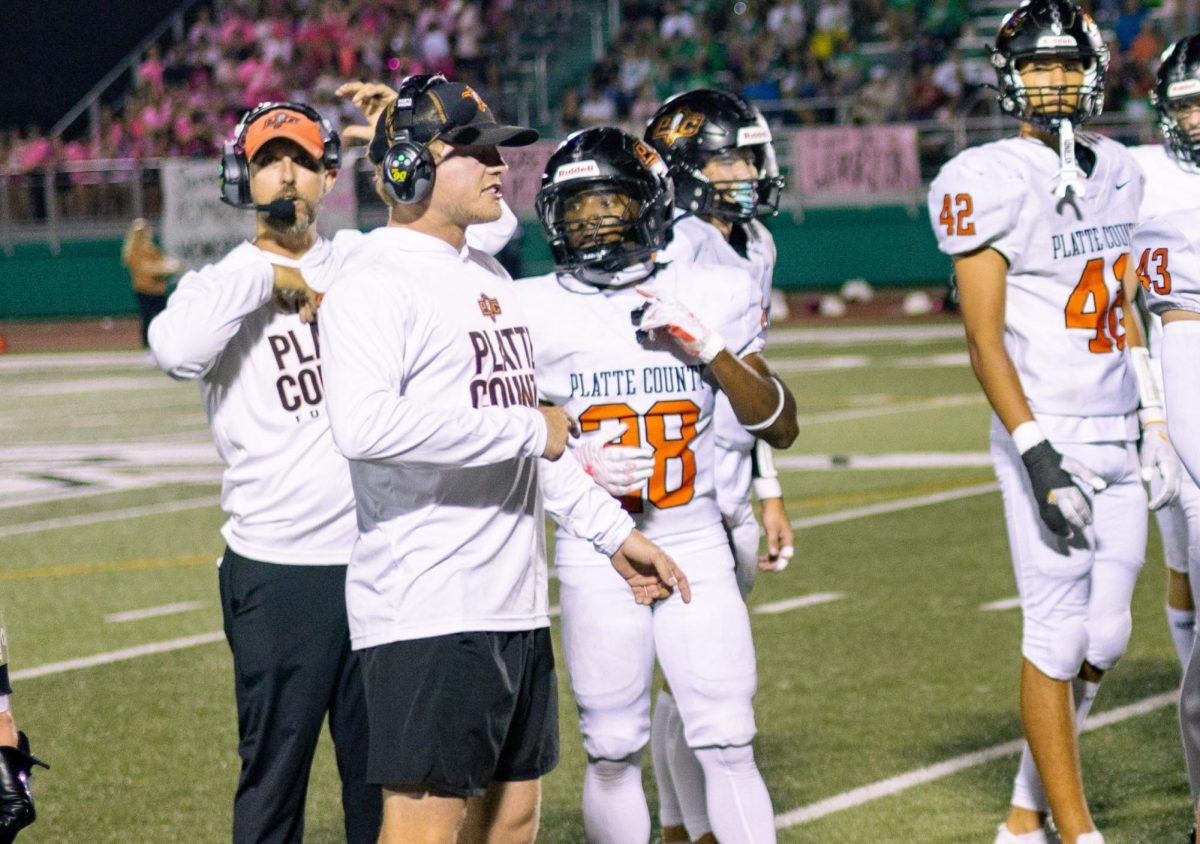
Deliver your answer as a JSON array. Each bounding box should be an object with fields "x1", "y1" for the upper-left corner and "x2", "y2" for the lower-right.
[
  {"x1": 320, "y1": 226, "x2": 633, "y2": 648},
  {"x1": 148, "y1": 240, "x2": 359, "y2": 564}
]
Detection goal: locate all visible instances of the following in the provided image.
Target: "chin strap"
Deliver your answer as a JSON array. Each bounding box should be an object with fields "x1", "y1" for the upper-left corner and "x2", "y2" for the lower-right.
[{"x1": 1053, "y1": 118, "x2": 1087, "y2": 201}]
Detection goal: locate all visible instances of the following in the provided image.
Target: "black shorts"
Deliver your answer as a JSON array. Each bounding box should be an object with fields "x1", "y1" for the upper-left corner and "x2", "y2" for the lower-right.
[{"x1": 361, "y1": 627, "x2": 558, "y2": 798}]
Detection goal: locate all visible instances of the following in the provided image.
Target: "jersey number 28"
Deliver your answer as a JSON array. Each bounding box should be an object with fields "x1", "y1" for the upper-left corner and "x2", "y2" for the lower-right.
[{"x1": 579, "y1": 400, "x2": 700, "y2": 513}]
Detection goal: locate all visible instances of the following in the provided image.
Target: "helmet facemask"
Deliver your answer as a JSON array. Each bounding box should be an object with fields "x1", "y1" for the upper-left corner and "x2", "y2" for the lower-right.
[
  {"x1": 1155, "y1": 84, "x2": 1200, "y2": 171},
  {"x1": 995, "y1": 50, "x2": 1106, "y2": 128}
]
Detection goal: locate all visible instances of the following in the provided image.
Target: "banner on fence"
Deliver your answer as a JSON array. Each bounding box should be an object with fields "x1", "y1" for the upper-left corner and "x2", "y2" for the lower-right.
[
  {"x1": 786, "y1": 125, "x2": 920, "y2": 197},
  {"x1": 500, "y1": 140, "x2": 557, "y2": 217}
]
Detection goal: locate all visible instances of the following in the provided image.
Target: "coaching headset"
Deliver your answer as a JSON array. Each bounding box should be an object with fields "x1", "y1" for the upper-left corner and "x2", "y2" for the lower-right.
[
  {"x1": 219, "y1": 101, "x2": 341, "y2": 208},
  {"x1": 370, "y1": 74, "x2": 448, "y2": 205}
]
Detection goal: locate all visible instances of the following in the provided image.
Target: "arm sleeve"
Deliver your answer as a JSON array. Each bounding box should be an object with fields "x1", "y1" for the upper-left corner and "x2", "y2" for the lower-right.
[
  {"x1": 147, "y1": 243, "x2": 274, "y2": 380},
  {"x1": 464, "y1": 199, "x2": 518, "y2": 256},
  {"x1": 1162, "y1": 322, "x2": 1200, "y2": 487},
  {"x1": 1134, "y1": 215, "x2": 1200, "y2": 317},
  {"x1": 539, "y1": 454, "x2": 634, "y2": 557},
  {"x1": 927, "y1": 152, "x2": 1025, "y2": 264},
  {"x1": 751, "y1": 438, "x2": 783, "y2": 500},
  {"x1": 320, "y1": 270, "x2": 548, "y2": 467}
]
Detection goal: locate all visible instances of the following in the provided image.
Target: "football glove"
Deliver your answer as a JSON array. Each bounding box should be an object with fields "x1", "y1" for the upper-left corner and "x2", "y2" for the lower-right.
[
  {"x1": 1139, "y1": 412, "x2": 1182, "y2": 510},
  {"x1": 0, "y1": 732, "x2": 47, "y2": 843},
  {"x1": 633, "y1": 289, "x2": 725, "y2": 363},
  {"x1": 570, "y1": 422, "x2": 655, "y2": 497},
  {"x1": 1021, "y1": 440, "x2": 1106, "y2": 537}
]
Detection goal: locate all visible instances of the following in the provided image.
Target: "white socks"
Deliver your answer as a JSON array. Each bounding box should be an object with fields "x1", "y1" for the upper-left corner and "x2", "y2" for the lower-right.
[
  {"x1": 693, "y1": 745, "x2": 776, "y2": 844},
  {"x1": 650, "y1": 689, "x2": 713, "y2": 839},
  {"x1": 650, "y1": 691, "x2": 684, "y2": 829},
  {"x1": 582, "y1": 754, "x2": 650, "y2": 844},
  {"x1": 1169, "y1": 605, "x2": 1197, "y2": 669}
]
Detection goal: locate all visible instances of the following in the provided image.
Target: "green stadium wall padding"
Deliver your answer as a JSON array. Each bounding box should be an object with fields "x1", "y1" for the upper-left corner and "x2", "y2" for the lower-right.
[{"x1": 0, "y1": 207, "x2": 954, "y2": 318}]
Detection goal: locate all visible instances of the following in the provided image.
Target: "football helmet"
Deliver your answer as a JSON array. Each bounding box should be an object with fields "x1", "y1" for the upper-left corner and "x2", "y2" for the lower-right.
[
  {"x1": 1154, "y1": 35, "x2": 1200, "y2": 169},
  {"x1": 644, "y1": 89, "x2": 784, "y2": 221},
  {"x1": 536, "y1": 127, "x2": 674, "y2": 281},
  {"x1": 991, "y1": 0, "x2": 1108, "y2": 127}
]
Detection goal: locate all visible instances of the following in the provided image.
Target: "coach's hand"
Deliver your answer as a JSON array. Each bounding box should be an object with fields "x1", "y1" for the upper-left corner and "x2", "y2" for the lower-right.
[
  {"x1": 1021, "y1": 440, "x2": 1106, "y2": 537},
  {"x1": 336, "y1": 81, "x2": 399, "y2": 145},
  {"x1": 570, "y1": 422, "x2": 654, "y2": 496},
  {"x1": 610, "y1": 530, "x2": 691, "y2": 606},
  {"x1": 539, "y1": 406, "x2": 580, "y2": 461},
  {"x1": 0, "y1": 733, "x2": 47, "y2": 843}
]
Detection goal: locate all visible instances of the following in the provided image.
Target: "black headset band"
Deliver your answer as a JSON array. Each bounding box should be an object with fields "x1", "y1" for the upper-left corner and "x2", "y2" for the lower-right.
[
  {"x1": 232, "y1": 101, "x2": 335, "y2": 154},
  {"x1": 391, "y1": 74, "x2": 448, "y2": 138}
]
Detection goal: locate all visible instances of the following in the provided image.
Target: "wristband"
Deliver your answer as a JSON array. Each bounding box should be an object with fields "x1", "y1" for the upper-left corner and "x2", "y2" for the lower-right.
[
  {"x1": 1010, "y1": 420, "x2": 1046, "y2": 455},
  {"x1": 0, "y1": 695, "x2": 9, "y2": 714},
  {"x1": 743, "y1": 377, "x2": 787, "y2": 432},
  {"x1": 698, "y1": 331, "x2": 726, "y2": 365},
  {"x1": 1129, "y1": 346, "x2": 1165, "y2": 412},
  {"x1": 753, "y1": 477, "x2": 783, "y2": 500}
]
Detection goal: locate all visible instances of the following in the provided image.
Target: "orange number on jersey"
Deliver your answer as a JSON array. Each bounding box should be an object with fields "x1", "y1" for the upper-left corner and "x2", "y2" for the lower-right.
[
  {"x1": 939, "y1": 193, "x2": 976, "y2": 236},
  {"x1": 578, "y1": 400, "x2": 700, "y2": 512},
  {"x1": 1136, "y1": 247, "x2": 1172, "y2": 295},
  {"x1": 1064, "y1": 256, "x2": 1127, "y2": 354}
]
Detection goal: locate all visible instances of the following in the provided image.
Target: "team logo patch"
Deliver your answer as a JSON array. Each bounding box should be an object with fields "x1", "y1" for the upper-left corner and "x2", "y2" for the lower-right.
[
  {"x1": 1168, "y1": 79, "x2": 1200, "y2": 98},
  {"x1": 737, "y1": 125, "x2": 772, "y2": 146},
  {"x1": 554, "y1": 161, "x2": 601, "y2": 183},
  {"x1": 478, "y1": 293, "x2": 502, "y2": 322},
  {"x1": 649, "y1": 109, "x2": 705, "y2": 147},
  {"x1": 462, "y1": 86, "x2": 490, "y2": 112},
  {"x1": 631, "y1": 140, "x2": 667, "y2": 175}
]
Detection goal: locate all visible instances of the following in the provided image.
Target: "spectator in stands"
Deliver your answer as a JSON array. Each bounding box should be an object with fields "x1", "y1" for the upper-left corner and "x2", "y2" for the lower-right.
[
  {"x1": 122, "y1": 218, "x2": 183, "y2": 349},
  {"x1": 661, "y1": 0, "x2": 696, "y2": 41},
  {"x1": 580, "y1": 78, "x2": 618, "y2": 126},
  {"x1": 1116, "y1": 0, "x2": 1148, "y2": 52}
]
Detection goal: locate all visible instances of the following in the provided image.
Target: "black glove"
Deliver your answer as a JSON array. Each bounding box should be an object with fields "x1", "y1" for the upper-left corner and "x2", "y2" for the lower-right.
[
  {"x1": 1021, "y1": 440, "x2": 1105, "y2": 537},
  {"x1": 0, "y1": 732, "x2": 47, "y2": 843}
]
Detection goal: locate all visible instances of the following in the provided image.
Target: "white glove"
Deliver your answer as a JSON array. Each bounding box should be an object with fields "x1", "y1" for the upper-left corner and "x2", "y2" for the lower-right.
[
  {"x1": 570, "y1": 422, "x2": 655, "y2": 496},
  {"x1": 634, "y1": 288, "x2": 725, "y2": 363},
  {"x1": 1140, "y1": 413, "x2": 1182, "y2": 510}
]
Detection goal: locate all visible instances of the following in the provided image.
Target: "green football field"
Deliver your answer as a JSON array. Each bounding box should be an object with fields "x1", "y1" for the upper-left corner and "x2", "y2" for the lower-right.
[{"x1": 1, "y1": 321, "x2": 1191, "y2": 843}]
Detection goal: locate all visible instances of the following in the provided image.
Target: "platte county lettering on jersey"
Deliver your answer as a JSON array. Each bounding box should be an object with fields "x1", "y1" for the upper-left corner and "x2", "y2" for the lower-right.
[
  {"x1": 928, "y1": 134, "x2": 1140, "y2": 422},
  {"x1": 513, "y1": 262, "x2": 764, "y2": 564},
  {"x1": 1135, "y1": 205, "x2": 1200, "y2": 317},
  {"x1": 1127, "y1": 144, "x2": 1200, "y2": 359},
  {"x1": 148, "y1": 240, "x2": 357, "y2": 565}
]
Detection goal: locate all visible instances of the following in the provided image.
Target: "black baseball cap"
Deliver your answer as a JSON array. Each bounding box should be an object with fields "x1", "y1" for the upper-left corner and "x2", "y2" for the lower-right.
[{"x1": 369, "y1": 78, "x2": 538, "y2": 164}]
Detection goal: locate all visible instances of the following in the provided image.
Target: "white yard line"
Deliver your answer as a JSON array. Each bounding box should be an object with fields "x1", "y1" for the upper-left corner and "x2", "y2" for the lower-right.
[
  {"x1": 794, "y1": 394, "x2": 985, "y2": 427},
  {"x1": 104, "y1": 601, "x2": 206, "y2": 623},
  {"x1": 768, "y1": 325, "x2": 964, "y2": 345},
  {"x1": 776, "y1": 452, "x2": 991, "y2": 471},
  {"x1": 753, "y1": 592, "x2": 846, "y2": 615},
  {"x1": 11, "y1": 631, "x2": 226, "y2": 681},
  {"x1": 0, "y1": 351, "x2": 147, "y2": 372},
  {"x1": 775, "y1": 690, "x2": 1177, "y2": 829},
  {"x1": 791, "y1": 483, "x2": 999, "y2": 530},
  {"x1": 0, "y1": 495, "x2": 221, "y2": 539},
  {"x1": 980, "y1": 597, "x2": 1022, "y2": 612}
]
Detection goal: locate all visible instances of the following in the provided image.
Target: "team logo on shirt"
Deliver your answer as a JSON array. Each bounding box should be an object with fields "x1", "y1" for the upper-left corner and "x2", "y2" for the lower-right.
[{"x1": 478, "y1": 293, "x2": 502, "y2": 322}]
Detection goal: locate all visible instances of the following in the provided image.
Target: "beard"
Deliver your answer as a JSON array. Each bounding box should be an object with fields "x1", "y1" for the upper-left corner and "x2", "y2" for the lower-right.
[{"x1": 260, "y1": 196, "x2": 317, "y2": 235}]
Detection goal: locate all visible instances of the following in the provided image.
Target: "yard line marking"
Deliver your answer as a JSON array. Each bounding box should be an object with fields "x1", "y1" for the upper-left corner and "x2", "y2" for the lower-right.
[
  {"x1": 0, "y1": 553, "x2": 212, "y2": 581},
  {"x1": 772, "y1": 356, "x2": 870, "y2": 373},
  {"x1": 104, "y1": 601, "x2": 206, "y2": 623},
  {"x1": 795, "y1": 395, "x2": 985, "y2": 427},
  {"x1": 0, "y1": 495, "x2": 220, "y2": 539},
  {"x1": 774, "y1": 690, "x2": 1177, "y2": 828},
  {"x1": 791, "y1": 483, "x2": 998, "y2": 530},
  {"x1": 980, "y1": 597, "x2": 1022, "y2": 612},
  {"x1": 776, "y1": 452, "x2": 991, "y2": 471},
  {"x1": 11, "y1": 631, "x2": 226, "y2": 682},
  {"x1": 0, "y1": 351, "x2": 147, "y2": 371},
  {"x1": 549, "y1": 605, "x2": 561, "y2": 618},
  {"x1": 768, "y1": 325, "x2": 963, "y2": 345},
  {"x1": 8, "y1": 377, "x2": 173, "y2": 397},
  {"x1": 753, "y1": 592, "x2": 846, "y2": 615}
]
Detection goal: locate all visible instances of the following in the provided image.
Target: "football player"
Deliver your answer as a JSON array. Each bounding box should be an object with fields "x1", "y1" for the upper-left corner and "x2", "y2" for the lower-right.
[
  {"x1": 1130, "y1": 32, "x2": 1200, "y2": 844},
  {"x1": 512, "y1": 126, "x2": 798, "y2": 844},
  {"x1": 643, "y1": 87, "x2": 792, "y2": 844},
  {"x1": 927, "y1": 1, "x2": 1178, "y2": 842},
  {"x1": 1126, "y1": 36, "x2": 1200, "y2": 677}
]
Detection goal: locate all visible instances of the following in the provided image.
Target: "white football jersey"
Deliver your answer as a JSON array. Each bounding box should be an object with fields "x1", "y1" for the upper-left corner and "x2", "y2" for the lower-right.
[
  {"x1": 149, "y1": 241, "x2": 358, "y2": 565},
  {"x1": 1136, "y1": 206, "x2": 1200, "y2": 318},
  {"x1": 1127, "y1": 144, "x2": 1200, "y2": 360},
  {"x1": 320, "y1": 227, "x2": 632, "y2": 648},
  {"x1": 513, "y1": 262, "x2": 765, "y2": 565},
  {"x1": 928, "y1": 134, "x2": 1141, "y2": 441}
]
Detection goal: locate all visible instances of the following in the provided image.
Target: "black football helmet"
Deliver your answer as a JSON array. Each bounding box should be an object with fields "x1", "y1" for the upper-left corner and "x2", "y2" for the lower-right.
[
  {"x1": 536, "y1": 127, "x2": 674, "y2": 281},
  {"x1": 1154, "y1": 35, "x2": 1200, "y2": 169},
  {"x1": 644, "y1": 89, "x2": 784, "y2": 221},
  {"x1": 991, "y1": 0, "x2": 1107, "y2": 127}
]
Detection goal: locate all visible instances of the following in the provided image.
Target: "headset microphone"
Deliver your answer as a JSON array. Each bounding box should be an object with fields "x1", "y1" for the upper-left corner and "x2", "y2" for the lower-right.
[{"x1": 255, "y1": 199, "x2": 297, "y2": 222}]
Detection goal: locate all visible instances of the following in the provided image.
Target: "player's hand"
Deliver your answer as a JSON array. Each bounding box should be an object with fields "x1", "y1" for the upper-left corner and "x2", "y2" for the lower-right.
[
  {"x1": 539, "y1": 406, "x2": 580, "y2": 461},
  {"x1": 270, "y1": 264, "x2": 322, "y2": 324},
  {"x1": 1140, "y1": 416, "x2": 1182, "y2": 510},
  {"x1": 1021, "y1": 440, "x2": 1106, "y2": 537},
  {"x1": 758, "y1": 497, "x2": 795, "y2": 572},
  {"x1": 610, "y1": 529, "x2": 691, "y2": 606},
  {"x1": 633, "y1": 289, "x2": 726, "y2": 364},
  {"x1": 0, "y1": 732, "x2": 47, "y2": 841},
  {"x1": 336, "y1": 81, "x2": 398, "y2": 145},
  {"x1": 570, "y1": 422, "x2": 654, "y2": 496}
]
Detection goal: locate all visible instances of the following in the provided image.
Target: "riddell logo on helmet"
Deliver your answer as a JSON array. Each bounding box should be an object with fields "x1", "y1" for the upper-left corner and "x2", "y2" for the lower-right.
[
  {"x1": 737, "y1": 125, "x2": 772, "y2": 146},
  {"x1": 1035, "y1": 35, "x2": 1077, "y2": 49},
  {"x1": 553, "y1": 161, "x2": 601, "y2": 183},
  {"x1": 1168, "y1": 79, "x2": 1200, "y2": 98},
  {"x1": 650, "y1": 109, "x2": 705, "y2": 147}
]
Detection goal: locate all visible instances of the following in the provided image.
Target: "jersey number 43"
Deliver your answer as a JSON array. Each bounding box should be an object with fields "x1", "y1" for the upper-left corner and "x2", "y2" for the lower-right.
[{"x1": 579, "y1": 401, "x2": 700, "y2": 513}]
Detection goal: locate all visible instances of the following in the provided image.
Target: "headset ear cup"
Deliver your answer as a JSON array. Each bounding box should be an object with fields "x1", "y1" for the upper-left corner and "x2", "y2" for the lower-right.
[
  {"x1": 219, "y1": 142, "x2": 250, "y2": 207},
  {"x1": 382, "y1": 141, "x2": 436, "y2": 204}
]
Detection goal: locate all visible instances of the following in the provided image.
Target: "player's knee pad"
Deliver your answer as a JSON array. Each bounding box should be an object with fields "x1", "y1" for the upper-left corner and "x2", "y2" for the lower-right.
[
  {"x1": 1023, "y1": 614, "x2": 1089, "y2": 681},
  {"x1": 580, "y1": 714, "x2": 649, "y2": 763},
  {"x1": 693, "y1": 743, "x2": 758, "y2": 777},
  {"x1": 1085, "y1": 608, "x2": 1133, "y2": 671},
  {"x1": 587, "y1": 750, "x2": 644, "y2": 781}
]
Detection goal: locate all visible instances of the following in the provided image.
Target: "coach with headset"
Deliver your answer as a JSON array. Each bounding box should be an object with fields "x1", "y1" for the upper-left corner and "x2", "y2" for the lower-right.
[{"x1": 148, "y1": 102, "x2": 381, "y2": 844}]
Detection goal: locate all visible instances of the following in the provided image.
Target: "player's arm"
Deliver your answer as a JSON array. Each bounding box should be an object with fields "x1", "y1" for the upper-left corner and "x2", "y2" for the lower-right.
[{"x1": 706, "y1": 351, "x2": 798, "y2": 449}]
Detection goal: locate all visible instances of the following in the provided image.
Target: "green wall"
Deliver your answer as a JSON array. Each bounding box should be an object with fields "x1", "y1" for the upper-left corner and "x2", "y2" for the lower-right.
[{"x1": 0, "y1": 207, "x2": 953, "y2": 318}]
